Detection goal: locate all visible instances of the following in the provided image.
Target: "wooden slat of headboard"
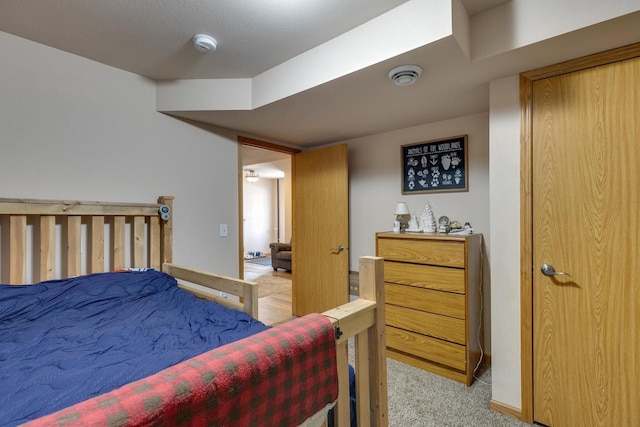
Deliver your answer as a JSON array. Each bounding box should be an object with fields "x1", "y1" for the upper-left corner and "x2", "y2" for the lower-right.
[
  {"x1": 149, "y1": 216, "x2": 161, "y2": 270},
  {"x1": 67, "y1": 216, "x2": 81, "y2": 277},
  {"x1": 90, "y1": 216, "x2": 105, "y2": 273},
  {"x1": 9, "y1": 215, "x2": 27, "y2": 284},
  {"x1": 133, "y1": 216, "x2": 145, "y2": 267},
  {"x1": 113, "y1": 216, "x2": 126, "y2": 271},
  {"x1": 40, "y1": 216, "x2": 56, "y2": 281}
]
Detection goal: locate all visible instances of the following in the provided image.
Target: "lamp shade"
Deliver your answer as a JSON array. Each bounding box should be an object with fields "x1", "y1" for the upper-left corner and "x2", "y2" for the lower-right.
[{"x1": 394, "y1": 202, "x2": 410, "y2": 215}]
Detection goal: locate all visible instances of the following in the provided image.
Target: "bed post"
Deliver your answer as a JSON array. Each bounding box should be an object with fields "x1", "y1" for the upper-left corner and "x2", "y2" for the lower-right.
[
  {"x1": 359, "y1": 256, "x2": 388, "y2": 427},
  {"x1": 324, "y1": 256, "x2": 388, "y2": 426},
  {"x1": 158, "y1": 196, "x2": 174, "y2": 265}
]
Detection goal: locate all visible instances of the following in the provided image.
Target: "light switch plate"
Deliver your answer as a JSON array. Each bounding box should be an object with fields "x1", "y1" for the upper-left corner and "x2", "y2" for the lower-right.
[{"x1": 219, "y1": 224, "x2": 228, "y2": 237}]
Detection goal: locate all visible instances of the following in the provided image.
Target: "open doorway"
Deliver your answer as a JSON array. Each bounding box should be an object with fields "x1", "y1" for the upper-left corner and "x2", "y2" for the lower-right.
[
  {"x1": 238, "y1": 137, "x2": 299, "y2": 325},
  {"x1": 242, "y1": 150, "x2": 290, "y2": 269}
]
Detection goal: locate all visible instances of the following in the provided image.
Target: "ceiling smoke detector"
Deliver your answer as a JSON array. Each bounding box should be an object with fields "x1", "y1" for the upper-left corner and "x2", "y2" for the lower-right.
[
  {"x1": 388, "y1": 65, "x2": 423, "y2": 86},
  {"x1": 192, "y1": 34, "x2": 217, "y2": 53}
]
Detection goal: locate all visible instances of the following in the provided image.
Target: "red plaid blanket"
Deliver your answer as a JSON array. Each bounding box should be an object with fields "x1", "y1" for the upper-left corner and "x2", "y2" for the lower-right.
[{"x1": 24, "y1": 314, "x2": 338, "y2": 427}]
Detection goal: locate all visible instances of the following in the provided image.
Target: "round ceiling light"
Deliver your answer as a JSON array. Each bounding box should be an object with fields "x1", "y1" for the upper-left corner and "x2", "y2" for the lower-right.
[
  {"x1": 245, "y1": 170, "x2": 259, "y2": 183},
  {"x1": 192, "y1": 34, "x2": 217, "y2": 53},
  {"x1": 388, "y1": 65, "x2": 423, "y2": 86}
]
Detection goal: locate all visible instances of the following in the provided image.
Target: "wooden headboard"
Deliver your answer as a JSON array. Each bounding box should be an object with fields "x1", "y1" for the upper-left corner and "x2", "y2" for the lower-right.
[{"x1": 0, "y1": 196, "x2": 173, "y2": 285}]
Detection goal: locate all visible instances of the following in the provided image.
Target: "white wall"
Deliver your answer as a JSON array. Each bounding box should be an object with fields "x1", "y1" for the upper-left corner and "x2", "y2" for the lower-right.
[
  {"x1": 243, "y1": 178, "x2": 277, "y2": 256},
  {"x1": 271, "y1": 158, "x2": 292, "y2": 243},
  {"x1": 488, "y1": 75, "x2": 522, "y2": 408},
  {"x1": 344, "y1": 112, "x2": 491, "y2": 350},
  {"x1": 0, "y1": 31, "x2": 241, "y2": 277}
]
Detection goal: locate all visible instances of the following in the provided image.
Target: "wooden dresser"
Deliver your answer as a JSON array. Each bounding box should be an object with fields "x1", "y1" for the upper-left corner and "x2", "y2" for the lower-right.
[{"x1": 376, "y1": 231, "x2": 483, "y2": 385}]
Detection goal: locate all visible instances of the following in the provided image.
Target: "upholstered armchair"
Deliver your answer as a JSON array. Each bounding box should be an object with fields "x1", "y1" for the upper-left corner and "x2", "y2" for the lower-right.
[{"x1": 269, "y1": 242, "x2": 292, "y2": 271}]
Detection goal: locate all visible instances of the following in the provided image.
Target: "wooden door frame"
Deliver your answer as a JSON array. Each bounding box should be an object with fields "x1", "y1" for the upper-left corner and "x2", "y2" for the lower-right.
[
  {"x1": 236, "y1": 136, "x2": 300, "y2": 279},
  {"x1": 519, "y1": 43, "x2": 640, "y2": 423}
]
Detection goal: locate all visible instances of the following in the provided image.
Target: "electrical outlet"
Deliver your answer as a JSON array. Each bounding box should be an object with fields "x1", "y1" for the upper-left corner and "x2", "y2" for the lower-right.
[{"x1": 219, "y1": 224, "x2": 228, "y2": 237}]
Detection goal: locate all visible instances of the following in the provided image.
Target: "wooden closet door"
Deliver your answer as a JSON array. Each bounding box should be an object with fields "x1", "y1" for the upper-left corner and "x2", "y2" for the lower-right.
[{"x1": 532, "y1": 56, "x2": 640, "y2": 426}]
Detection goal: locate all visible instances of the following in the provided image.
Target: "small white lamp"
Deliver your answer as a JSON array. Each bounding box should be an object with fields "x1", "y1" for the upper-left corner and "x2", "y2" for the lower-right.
[{"x1": 394, "y1": 202, "x2": 410, "y2": 230}]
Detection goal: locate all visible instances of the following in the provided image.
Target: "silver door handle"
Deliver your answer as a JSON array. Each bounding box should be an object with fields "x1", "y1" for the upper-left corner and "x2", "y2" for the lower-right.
[
  {"x1": 540, "y1": 263, "x2": 573, "y2": 279},
  {"x1": 330, "y1": 245, "x2": 345, "y2": 254}
]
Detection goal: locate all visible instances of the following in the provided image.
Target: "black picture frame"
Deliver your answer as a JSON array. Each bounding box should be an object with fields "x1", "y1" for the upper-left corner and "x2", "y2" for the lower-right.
[{"x1": 401, "y1": 135, "x2": 468, "y2": 194}]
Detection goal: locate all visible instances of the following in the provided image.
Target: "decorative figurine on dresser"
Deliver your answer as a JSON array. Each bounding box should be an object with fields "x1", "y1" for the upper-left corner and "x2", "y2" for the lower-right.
[{"x1": 376, "y1": 230, "x2": 483, "y2": 385}]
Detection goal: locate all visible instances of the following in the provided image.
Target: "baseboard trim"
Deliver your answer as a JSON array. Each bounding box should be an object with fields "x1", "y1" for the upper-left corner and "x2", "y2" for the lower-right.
[{"x1": 490, "y1": 399, "x2": 523, "y2": 421}]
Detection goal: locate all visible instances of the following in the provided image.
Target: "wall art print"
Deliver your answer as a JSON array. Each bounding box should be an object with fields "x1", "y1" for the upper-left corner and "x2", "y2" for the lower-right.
[{"x1": 401, "y1": 135, "x2": 468, "y2": 194}]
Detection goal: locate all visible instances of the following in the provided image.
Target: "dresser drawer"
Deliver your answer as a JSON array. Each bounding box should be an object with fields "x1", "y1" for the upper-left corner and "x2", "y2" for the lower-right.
[
  {"x1": 377, "y1": 237, "x2": 465, "y2": 268},
  {"x1": 386, "y1": 326, "x2": 466, "y2": 371},
  {"x1": 386, "y1": 305, "x2": 466, "y2": 344},
  {"x1": 385, "y1": 282, "x2": 465, "y2": 319},
  {"x1": 384, "y1": 261, "x2": 465, "y2": 294}
]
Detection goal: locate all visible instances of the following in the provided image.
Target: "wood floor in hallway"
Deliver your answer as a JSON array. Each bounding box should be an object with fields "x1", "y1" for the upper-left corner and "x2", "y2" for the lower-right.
[{"x1": 244, "y1": 263, "x2": 294, "y2": 326}]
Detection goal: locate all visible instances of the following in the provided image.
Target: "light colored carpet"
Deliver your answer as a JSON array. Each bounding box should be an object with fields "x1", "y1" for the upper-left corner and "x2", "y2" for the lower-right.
[
  {"x1": 344, "y1": 337, "x2": 527, "y2": 426},
  {"x1": 254, "y1": 275, "x2": 291, "y2": 298},
  {"x1": 386, "y1": 360, "x2": 529, "y2": 427}
]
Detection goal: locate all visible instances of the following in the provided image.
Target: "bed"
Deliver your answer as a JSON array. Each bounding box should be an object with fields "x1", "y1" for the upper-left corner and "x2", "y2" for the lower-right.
[{"x1": 0, "y1": 196, "x2": 388, "y2": 426}]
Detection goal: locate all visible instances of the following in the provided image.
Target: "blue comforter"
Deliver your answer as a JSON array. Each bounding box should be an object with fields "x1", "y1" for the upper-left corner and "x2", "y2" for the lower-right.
[{"x1": 0, "y1": 270, "x2": 268, "y2": 426}]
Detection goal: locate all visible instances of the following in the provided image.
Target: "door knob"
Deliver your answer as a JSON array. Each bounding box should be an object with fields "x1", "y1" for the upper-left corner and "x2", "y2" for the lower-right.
[
  {"x1": 540, "y1": 263, "x2": 573, "y2": 279},
  {"x1": 330, "y1": 245, "x2": 345, "y2": 254}
]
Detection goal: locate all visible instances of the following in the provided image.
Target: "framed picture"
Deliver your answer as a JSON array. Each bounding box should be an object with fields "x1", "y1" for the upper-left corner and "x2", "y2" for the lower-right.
[{"x1": 401, "y1": 135, "x2": 468, "y2": 194}]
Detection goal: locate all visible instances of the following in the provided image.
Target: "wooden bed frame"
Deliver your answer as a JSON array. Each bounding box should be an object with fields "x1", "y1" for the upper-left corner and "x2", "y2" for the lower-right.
[{"x1": 0, "y1": 195, "x2": 388, "y2": 426}]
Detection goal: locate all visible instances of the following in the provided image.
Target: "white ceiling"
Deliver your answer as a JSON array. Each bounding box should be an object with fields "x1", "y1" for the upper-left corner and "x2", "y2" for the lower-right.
[
  {"x1": 242, "y1": 145, "x2": 291, "y2": 176},
  {"x1": 1, "y1": 0, "x2": 639, "y2": 148},
  {"x1": 0, "y1": 0, "x2": 413, "y2": 80}
]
